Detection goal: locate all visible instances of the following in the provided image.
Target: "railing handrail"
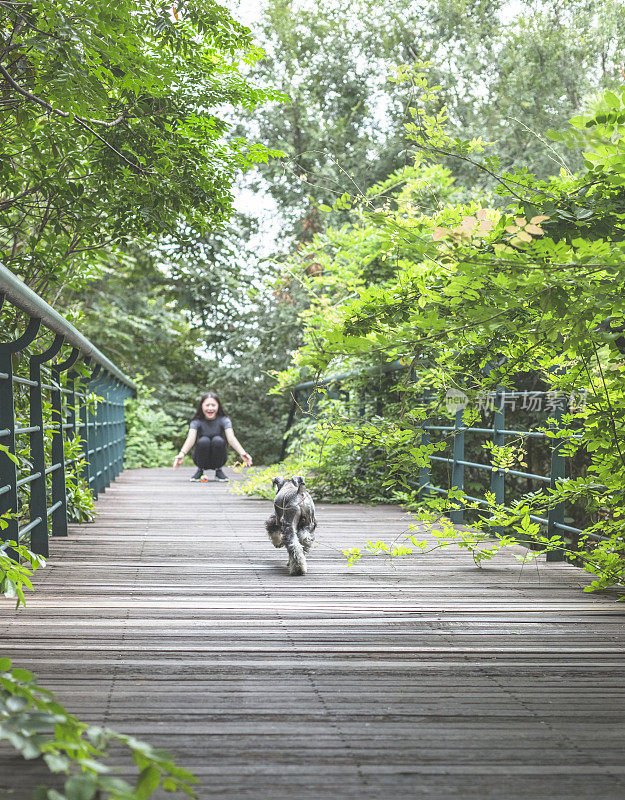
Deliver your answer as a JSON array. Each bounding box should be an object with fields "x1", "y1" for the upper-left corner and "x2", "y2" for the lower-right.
[
  {"x1": 1, "y1": 262, "x2": 136, "y2": 558},
  {"x1": 0, "y1": 264, "x2": 136, "y2": 392}
]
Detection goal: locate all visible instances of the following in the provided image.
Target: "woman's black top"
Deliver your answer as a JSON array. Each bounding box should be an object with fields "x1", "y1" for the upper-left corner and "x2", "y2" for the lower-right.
[{"x1": 190, "y1": 415, "x2": 232, "y2": 439}]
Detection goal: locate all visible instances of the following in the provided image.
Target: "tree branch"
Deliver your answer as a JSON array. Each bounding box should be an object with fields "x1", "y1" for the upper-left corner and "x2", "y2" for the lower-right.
[{"x1": 0, "y1": 62, "x2": 128, "y2": 128}]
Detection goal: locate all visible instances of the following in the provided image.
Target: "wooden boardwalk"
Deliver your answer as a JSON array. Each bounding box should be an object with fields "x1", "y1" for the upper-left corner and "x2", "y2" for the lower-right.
[{"x1": 2, "y1": 466, "x2": 625, "y2": 799}]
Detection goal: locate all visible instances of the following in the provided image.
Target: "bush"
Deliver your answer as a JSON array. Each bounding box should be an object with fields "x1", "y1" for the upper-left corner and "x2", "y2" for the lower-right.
[
  {"x1": 63, "y1": 436, "x2": 96, "y2": 524},
  {"x1": 234, "y1": 399, "x2": 407, "y2": 504},
  {"x1": 124, "y1": 380, "x2": 178, "y2": 469}
]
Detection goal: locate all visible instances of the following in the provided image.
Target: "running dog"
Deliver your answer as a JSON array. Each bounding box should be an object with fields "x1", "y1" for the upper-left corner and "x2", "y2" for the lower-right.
[{"x1": 265, "y1": 476, "x2": 317, "y2": 575}]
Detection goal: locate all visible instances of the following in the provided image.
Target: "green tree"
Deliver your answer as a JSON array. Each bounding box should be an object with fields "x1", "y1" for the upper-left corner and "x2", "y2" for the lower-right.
[
  {"x1": 240, "y1": 0, "x2": 625, "y2": 230},
  {"x1": 204, "y1": 279, "x2": 306, "y2": 464},
  {"x1": 70, "y1": 229, "x2": 300, "y2": 465},
  {"x1": 66, "y1": 246, "x2": 204, "y2": 419},
  {"x1": 0, "y1": 0, "x2": 278, "y2": 298},
  {"x1": 238, "y1": 0, "x2": 412, "y2": 241},
  {"x1": 269, "y1": 83, "x2": 625, "y2": 590},
  {"x1": 357, "y1": 0, "x2": 625, "y2": 187}
]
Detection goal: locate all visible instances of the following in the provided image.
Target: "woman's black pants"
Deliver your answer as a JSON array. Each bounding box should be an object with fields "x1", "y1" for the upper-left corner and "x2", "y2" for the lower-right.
[{"x1": 193, "y1": 435, "x2": 227, "y2": 470}]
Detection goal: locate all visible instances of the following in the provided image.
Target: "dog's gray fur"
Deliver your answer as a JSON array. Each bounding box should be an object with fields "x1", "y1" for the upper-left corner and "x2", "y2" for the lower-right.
[{"x1": 265, "y1": 476, "x2": 317, "y2": 575}]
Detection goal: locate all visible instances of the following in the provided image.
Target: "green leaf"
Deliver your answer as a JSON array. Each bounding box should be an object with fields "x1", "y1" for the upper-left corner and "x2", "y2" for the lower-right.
[
  {"x1": 43, "y1": 753, "x2": 71, "y2": 773},
  {"x1": 11, "y1": 668, "x2": 34, "y2": 682},
  {"x1": 0, "y1": 445, "x2": 19, "y2": 465},
  {"x1": 6, "y1": 694, "x2": 29, "y2": 712},
  {"x1": 135, "y1": 765, "x2": 161, "y2": 799},
  {"x1": 569, "y1": 115, "x2": 591, "y2": 129},
  {"x1": 604, "y1": 90, "x2": 621, "y2": 109},
  {"x1": 64, "y1": 774, "x2": 98, "y2": 800}
]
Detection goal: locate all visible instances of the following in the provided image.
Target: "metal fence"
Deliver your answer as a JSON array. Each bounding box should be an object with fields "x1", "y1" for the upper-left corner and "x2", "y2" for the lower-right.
[
  {"x1": 421, "y1": 390, "x2": 584, "y2": 562},
  {"x1": 0, "y1": 264, "x2": 136, "y2": 558},
  {"x1": 285, "y1": 370, "x2": 586, "y2": 562}
]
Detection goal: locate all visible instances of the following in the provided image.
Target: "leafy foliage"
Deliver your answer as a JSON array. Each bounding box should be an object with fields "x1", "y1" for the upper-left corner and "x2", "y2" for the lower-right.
[
  {"x1": 238, "y1": 0, "x2": 411, "y2": 240},
  {"x1": 124, "y1": 378, "x2": 178, "y2": 469},
  {"x1": 242, "y1": 0, "x2": 625, "y2": 239},
  {"x1": 0, "y1": 519, "x2": 46, "y2": 608},
  {"x1": 261, "y1": 81, "x2": 625, "y2": 592},
  {"x1": 233, "y1": 459, "x2": 310, "y2": 501},
  {"x1": 223, "y1": 0, "x2": 625, "y2": 471},
  {"x1": 0, "y1": 0, "x2": 278, "y2": 297},
  {"x1": 0, "y1": 658, "x2": 197, "y2": 800}
]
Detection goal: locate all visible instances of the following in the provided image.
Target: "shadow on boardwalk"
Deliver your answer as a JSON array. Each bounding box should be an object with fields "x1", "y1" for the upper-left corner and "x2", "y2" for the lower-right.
[{"x1": 1, "y1": 467, "x2": 625, "y2": 799}]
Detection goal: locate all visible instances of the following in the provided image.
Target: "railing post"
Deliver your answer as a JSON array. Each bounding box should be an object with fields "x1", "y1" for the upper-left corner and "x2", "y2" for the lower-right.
[
  {"x1": 120, "y1": 382, "x2": 128, "y2": 473},
  {"x1": 110, "y1": 380, "x2": 118, "y2": 479},
  {"x1": 450, "y1": 406, "x2": 465, "y2": 524},
  {"x1": 105, "y1": 376, "x2": 115, "y2": 488},
  {"x1": 89, "y1": 365, "x2": 103, "y2": 498},
  {"x1": 0, "y1": 350, "x2": 19, "y2": 557},
  {"x1": 66, "y1": 372, "x2": 77, "y2": 440},
  {"x1": 92, "y1": 371, "x2": 106, "y2": 494},
  {"x1": 547, "y1": 394, "x2": 567, "y2": 562},
  {"x1": 491, "y1": 389, "x2": 505, "y2": 504},
  {"x1": 113, "y1": 380, "x2": 122, "y2": 478},
  {"x1": 97, "y1": 374, "x2": 107, "y2": 491},
  {"x1": 50, "y1": 347, "x2": 80, "y2": 537},
  {"x1": 101, "y1": 375, "x2": 111, "y2": 489},
  {"x1": 118, "y1": 381, "x2": 124, "y2": 477},
  {"x1": 419, "y1": 391, "x2": 430, "y2": 496},
  {"x1": 0, "y1": 316, "x2": 41, "y2": 557},
  {"x1": 29, "y1": 333, "x2": 65, "y2": 556},
  {"x1": 80, "y1": 362, "x2": 101, "y2": 497},
  {"x1": 490, "y1": 388, "x2": 505, "y2": 534}
]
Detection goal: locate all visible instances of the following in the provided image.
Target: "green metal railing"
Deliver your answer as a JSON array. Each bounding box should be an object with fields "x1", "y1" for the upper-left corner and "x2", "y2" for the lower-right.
[
  {"x1": 421, "y1": 389, "x2": 584, "y2": 562},
  {"x1": 0, "y1": 264, "x2": 136, "y2": 558},
  {"x1": 285, "y1": 369, "x2": 586, "y2": 562}
]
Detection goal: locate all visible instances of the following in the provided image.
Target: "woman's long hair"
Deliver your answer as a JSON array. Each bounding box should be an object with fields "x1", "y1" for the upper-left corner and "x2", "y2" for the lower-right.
[{"x1": 192, "y1": 391, "x2": 228, "y2": 421}]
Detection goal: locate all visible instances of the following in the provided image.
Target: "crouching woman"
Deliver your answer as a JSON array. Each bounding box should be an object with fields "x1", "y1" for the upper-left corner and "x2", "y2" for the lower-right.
[{"x1": 173, "y1": 391, "x2": 252, "y2": 482}]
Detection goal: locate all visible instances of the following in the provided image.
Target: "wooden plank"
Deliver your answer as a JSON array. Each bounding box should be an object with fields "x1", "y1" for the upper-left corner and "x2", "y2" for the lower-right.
[{"x1": 1, "y1": 465, "x2": 625, "y2": 799}]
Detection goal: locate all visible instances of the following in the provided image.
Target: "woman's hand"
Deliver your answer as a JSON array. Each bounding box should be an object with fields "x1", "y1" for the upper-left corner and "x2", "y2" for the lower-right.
[
  {"x1": 241, "y1": 452, "x2": 253, "y2": 467},
  {"x1": 174, "y1": 430, "x2": 197, "y2": 470}
]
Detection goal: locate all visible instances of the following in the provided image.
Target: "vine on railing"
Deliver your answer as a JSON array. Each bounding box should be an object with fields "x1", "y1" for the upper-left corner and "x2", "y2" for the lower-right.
[{"x1": 280, "y1": 374, "x2": 587, "y2": 562}]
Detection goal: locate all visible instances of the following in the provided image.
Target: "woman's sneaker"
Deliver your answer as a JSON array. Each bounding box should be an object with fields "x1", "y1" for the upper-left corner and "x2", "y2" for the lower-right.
[
  {"x1": 214, "y1": 468, "x2": 229, "y2": 482},
  {"x1": 190, "y1": 468, "x2": 204, "y2": 482}
]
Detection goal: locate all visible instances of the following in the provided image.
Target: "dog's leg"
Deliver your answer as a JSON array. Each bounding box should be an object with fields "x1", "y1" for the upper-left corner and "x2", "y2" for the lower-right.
[
  {"x1": 284, "y1": 530, "x2": 307, "y2": 575},
  {"x1": 297, "y1": 525, "x2": 315, "y2": 553},
  {"x1": 282, "y1": 509, "x2": 306, "y2": 575},
  {"x1": 265, "y1": 513, "x2": 283, "y2": 548},
  {"x1": 298, "y1": 506, "x2": 317, "y2": 553}
]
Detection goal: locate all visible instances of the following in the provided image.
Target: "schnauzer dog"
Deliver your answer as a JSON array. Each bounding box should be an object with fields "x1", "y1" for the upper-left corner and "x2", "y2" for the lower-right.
[{"x1": 265, "y1": 476, "x2": 317, "y2": 575}]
